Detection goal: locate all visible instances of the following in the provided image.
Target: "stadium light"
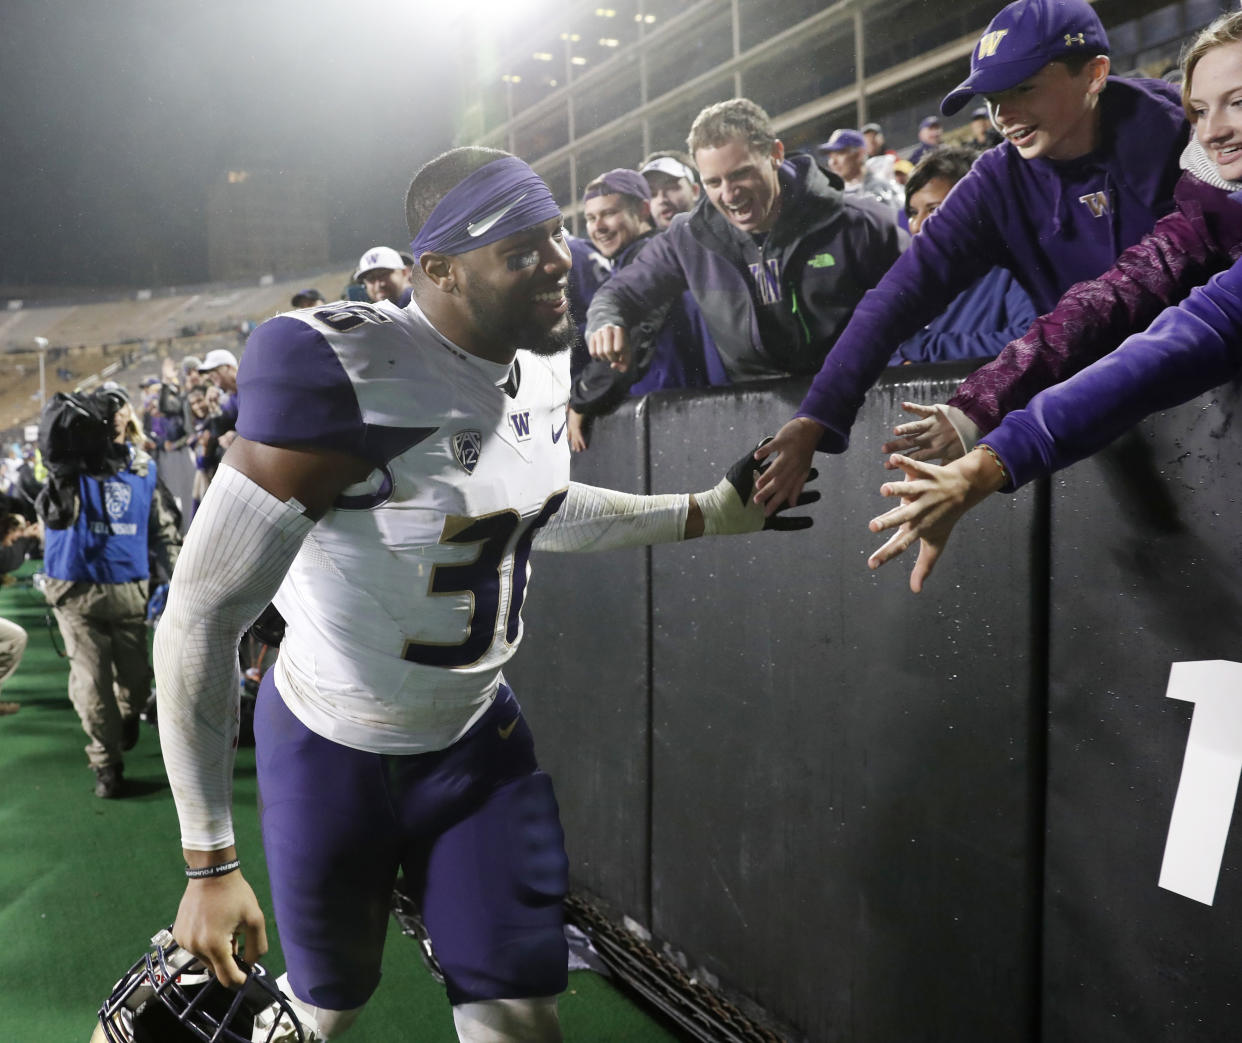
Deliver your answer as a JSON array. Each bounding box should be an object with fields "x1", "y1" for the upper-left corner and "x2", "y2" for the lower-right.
[
  {"x1": 34, "y1": 336, "x2": 49, "y2": 410},
  {"x1": 461, "y1": 0, "x2": 554, "y2": 37}
]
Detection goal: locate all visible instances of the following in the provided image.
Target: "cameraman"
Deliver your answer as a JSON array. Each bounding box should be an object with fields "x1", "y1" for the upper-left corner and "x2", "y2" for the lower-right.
[{"x1": 38, "y1": 384, "x2": 181, "y2": 798}]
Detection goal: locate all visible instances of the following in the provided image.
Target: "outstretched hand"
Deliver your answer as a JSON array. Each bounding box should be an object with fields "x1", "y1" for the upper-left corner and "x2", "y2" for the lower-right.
[
  {"x1": 752, "y1": 417, "x2": 824, "y2": 516},
  {"x1": 697, "y1": 437, "x2": 821, "y2": 535},
  {"x1": 866, "y1": 450, "x2": 1006, "y2": 592},
  {"x1": 880, "y1": 402, "x2": 977, "y2": 465}
]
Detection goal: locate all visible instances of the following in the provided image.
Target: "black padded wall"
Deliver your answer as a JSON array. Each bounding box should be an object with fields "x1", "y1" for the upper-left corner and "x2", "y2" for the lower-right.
[
  {"x1": 643, "y1": 372, "x2": 1043, "y2": 1042},
  {"x1": 1041, "y1": 383, "x2": 1242, "y2": 1043},
  {"x1": 505, "y1": 397, "x2": 656, "y2": 919},
  {"x1": 505, "y1": 365, "x2": 1242, "y2": 1040}
]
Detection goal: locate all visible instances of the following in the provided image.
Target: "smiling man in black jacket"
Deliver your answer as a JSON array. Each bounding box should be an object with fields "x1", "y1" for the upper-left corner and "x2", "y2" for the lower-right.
[{"x1": 586, "y1": 98, "x2": 906, "y2": 382}]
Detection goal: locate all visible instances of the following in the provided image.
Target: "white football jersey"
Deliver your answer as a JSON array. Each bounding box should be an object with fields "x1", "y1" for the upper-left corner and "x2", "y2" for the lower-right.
[{"x1": 235, "y1": 297, "x2": 572, "y2": 753}]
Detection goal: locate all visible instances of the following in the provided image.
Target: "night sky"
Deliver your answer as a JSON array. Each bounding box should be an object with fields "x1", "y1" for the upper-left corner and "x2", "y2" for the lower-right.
[{"x1": 0, "y1": 0, "x2": 482, "y2": 291}]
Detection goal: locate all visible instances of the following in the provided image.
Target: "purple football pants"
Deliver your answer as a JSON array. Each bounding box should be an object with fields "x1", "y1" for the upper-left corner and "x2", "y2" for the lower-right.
[{"x1": 254, "y1": 673, "x2": 569, "y2": 1010}]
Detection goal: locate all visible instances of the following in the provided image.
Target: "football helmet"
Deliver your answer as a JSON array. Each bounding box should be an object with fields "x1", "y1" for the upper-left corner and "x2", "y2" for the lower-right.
[{"x1": 92, "y1": 928, "x2": 307, "y2": 1043}]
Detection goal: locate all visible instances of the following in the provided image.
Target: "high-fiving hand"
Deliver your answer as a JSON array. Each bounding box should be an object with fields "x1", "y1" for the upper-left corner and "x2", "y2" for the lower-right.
[{"x1": 867, "y1": 449, "x2": 1007, "y2": 592}]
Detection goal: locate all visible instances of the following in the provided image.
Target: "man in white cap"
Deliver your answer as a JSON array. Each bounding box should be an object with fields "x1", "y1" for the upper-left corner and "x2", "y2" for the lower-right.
[
  {"x1": 197, "y1": 348, "x2": 240, "y2": 448},
  {"x1": 353, "y1": 245, "x2": 414, "y2": 305},
  {"x1": 639, "y1": 151, "x2": 702, "y2": 230},
  {"x1": 197, "y1": 348, "x2": 238, "y2": 395}
]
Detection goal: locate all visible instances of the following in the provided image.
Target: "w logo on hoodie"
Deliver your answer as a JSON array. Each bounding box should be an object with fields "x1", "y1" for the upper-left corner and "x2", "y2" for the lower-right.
[
  {"x1": 1078, "y1": 191, "x2": 1110, "y2": 218},
  {"x1": 748, "y1": 258, "x2": 782, "y2": 305}
]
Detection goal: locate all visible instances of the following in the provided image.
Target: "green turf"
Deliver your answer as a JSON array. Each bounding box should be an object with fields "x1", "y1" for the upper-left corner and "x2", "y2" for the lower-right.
[{"x1": 0, "y1": 564, "x2": 680, "y2": 1041}]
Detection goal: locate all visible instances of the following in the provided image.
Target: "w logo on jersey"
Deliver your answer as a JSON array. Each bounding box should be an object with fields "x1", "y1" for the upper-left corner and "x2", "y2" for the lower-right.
[
  {"x1": 452, "y1": 430, "x2": 483, "y2": 474},
  {"x1": 747, "y1": 258, "x2": 782, "y2": 305},
  {"x1": 508, "y1": 411, "x2": 532, "y2": 441},
  {"x1": 104, "y1": 480, "x2": 132, "y2": 520},
  {"x1": 977, "y1": 29, "x2": 1008, "y2": 59},
  {"x1": 1078, "y1": 191, "x2": 1110, "y2": 218}
]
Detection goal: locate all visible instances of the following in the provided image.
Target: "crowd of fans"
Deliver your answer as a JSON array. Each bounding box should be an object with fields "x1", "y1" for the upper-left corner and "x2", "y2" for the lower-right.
[{"x1": 553, "y1": 88, "x2": 1048, "y2": 451}]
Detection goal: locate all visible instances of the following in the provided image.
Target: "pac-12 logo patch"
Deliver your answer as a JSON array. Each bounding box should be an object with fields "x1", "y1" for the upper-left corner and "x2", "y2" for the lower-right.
[
  {"x1": 508, "y1": 410, "x2": 532, "y2": 441},
  {"x1": 104, "y1": 481, "x2": 132, "y2": 520},
  {"x1": 452, "y1": 430, "x2": 483, "y2": 474}
]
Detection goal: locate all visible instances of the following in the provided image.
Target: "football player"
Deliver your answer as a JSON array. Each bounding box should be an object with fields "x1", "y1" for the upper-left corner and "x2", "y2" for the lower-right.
[{"x1": 154, "y1": 147, "x2": 817, "y2": 1042}]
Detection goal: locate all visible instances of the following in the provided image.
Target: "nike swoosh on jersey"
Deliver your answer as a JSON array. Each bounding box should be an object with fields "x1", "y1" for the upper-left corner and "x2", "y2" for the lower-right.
[
  {"x1": 498, "y1": 716, "x2": 521, "y2": 740},
  {"x1": 468, "y1": 192, "x2": 530, "y2": 238},
  {"x1": 551, "y1": 421, "x2": 567, "y2": 444}
]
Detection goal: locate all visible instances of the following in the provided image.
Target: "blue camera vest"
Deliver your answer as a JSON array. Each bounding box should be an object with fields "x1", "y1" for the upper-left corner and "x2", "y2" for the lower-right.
[{"x1": 44, "y1": 457, "x2": 156, "y2": 584}]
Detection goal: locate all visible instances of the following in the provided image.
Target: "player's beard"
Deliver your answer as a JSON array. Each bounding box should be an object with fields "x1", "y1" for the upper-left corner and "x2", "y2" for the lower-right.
[
  {"x1": 524, "y1": 311, "x2": 577, "y2": 357},
  {"x1": 465, "y1": 282, "x2": 577, "y2": 357}
]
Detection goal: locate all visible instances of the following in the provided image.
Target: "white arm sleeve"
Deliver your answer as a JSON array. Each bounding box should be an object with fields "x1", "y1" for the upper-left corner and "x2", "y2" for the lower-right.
[
  {"x1": 532, "y1": 481, "x2": 689, "y2": 552},
  {"x1": 154, "y1": 464, "x2": 314, "y2": 851}
]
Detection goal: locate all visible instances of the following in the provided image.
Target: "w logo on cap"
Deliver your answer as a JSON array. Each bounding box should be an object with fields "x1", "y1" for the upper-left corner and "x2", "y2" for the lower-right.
[{"x1": 977, "y1": 29, "x2": 1009, "y2": 59}]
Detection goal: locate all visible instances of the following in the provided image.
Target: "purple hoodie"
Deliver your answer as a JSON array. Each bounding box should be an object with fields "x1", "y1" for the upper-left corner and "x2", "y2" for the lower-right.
[
  {"x1": 797, "y1": 76, "x2": 1188, "y2": 452},
  {"x1": 984, "y1": 255, "x2": 1242, "y2": 490}
]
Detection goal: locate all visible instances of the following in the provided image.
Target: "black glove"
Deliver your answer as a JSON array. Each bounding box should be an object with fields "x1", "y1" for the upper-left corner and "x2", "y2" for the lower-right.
[{"x1": 699, "y1": 437, "x2": 820, "y2": 534}]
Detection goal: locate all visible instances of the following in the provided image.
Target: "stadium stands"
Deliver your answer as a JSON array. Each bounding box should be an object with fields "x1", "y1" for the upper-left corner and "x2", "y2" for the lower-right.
[{"x1": 0, "y1": 268, "x2": 351, "y2": 436}]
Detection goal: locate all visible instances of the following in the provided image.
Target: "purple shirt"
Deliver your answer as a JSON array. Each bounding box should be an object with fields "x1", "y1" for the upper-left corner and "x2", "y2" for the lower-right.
[{"x1": 797, "y1": 77, "x2": 1188, "y2": 452}]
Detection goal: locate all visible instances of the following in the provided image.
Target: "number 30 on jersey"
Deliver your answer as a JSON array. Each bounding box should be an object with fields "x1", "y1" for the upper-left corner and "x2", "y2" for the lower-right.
[{"x1": 401, "y1": 491, "x2": 567, "y2": 668}]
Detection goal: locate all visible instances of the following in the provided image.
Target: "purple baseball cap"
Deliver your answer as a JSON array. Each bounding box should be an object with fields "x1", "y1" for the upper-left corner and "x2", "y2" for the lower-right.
[
  {"x1": 820, "y1": 129, "x2": 866, "y2": 152},
  {"x1": 583, "y1": 168, "x2": 652, "y2": 203},
  {"x1": 940, "y1": 0, "x2": 1109, "y2": 116}
]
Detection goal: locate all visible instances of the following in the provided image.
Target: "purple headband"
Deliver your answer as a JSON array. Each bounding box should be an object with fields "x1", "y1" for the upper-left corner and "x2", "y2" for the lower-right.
[{"x1": 410, "y1": 156, "x2": 562, "y2": 260}]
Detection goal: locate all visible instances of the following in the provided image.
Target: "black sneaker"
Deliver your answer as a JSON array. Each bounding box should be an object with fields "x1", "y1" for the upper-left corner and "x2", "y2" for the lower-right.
[
  {"x1": 94, "y1": 764, "x2": 124, "y2": 799},
  {"x1": 121, "y1": 715, "x2": 140, "y2": 751}
]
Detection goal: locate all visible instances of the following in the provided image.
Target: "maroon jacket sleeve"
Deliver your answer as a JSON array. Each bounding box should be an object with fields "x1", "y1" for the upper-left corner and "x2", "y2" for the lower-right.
[{"x1": 948, "y1": 177, "x2": 1226, "y2": 434}]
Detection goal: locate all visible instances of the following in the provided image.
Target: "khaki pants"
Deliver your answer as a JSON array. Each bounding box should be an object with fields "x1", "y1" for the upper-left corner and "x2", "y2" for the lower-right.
[
  {"x1": 44, "y1": 579, "x2": 149, "y2": 769},
  {"x1": 0, "y1": 615, "x2": 28, "y2": 693}
]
